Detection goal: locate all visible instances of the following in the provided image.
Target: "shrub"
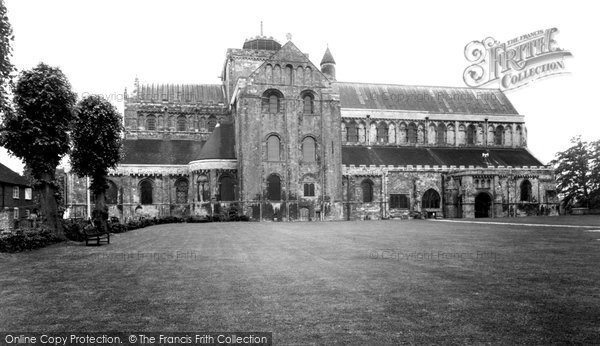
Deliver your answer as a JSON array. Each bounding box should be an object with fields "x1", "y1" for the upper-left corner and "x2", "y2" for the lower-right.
[
  {"x1": 63, "y1": 219, "x2": 88, "y2": 242},
  {"x1": 0, "y1": 227, "x2": 63, "y2": 253}
]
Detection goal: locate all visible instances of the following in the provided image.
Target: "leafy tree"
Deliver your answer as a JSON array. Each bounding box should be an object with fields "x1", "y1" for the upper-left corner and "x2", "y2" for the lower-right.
[
  {"x1": 70, "y1": 95, "x2": 123, "y2": 232},
  {"x1": 0, "y1": 0, "x2": 14, "y2": 113},
  {"x1": 551, "y1": 136, "x2": 598, "y2": 209},
  {"x1": 0, "y1": 63, "x2": 77, "y2": 236}
]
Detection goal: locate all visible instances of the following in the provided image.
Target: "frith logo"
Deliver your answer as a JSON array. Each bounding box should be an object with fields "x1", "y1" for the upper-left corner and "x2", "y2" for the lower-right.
[{"x1": 463, "y1": 28, "x2": 572, "y2": 91}]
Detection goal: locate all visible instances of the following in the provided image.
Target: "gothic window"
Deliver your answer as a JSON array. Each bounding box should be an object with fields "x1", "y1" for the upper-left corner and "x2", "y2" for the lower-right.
[
  {"x1": 175, "y1": 178, "x2": 189, "y2": 204},
  {"x1": 390, "y1": 194, "x2": 409, "y2": 209},
  {"x1": 304, "y1": 183, "x2": 315, "y2": 197},
  {"x1": 408, "y1": 123, "x2": 417, "y2": 144},
  {"x1": 218, "y1": 175, "x2": 235, "y2": 201},
  {"x1": 146, "y1": 115, "x2": 156, "y2": 131},
  {"x1": 140, "y1": 180, "x2": 153, "y2": 205},
  {"x1": 495, "y1": 125, "x2": 504, "y2": 145},
  {"x1": 376, "y1": 122, "x2": 388, "y2": 143},
  {"x1": 467, "y1": 124, "x2": 477, "y2": 145},
  {"x1": 106, "y1": 180, "x2": 118, "y2": 204},
  {"x1": 207, "y1": 115, "x2": 217, "y2": 132},
  {"x1": 520, "y1": 180, "x2": 532, "y2": 202},
  {"x1": 177, "y1": 115, "x2": 187, "y2": 132},
  {"x1": 302, "y1": 137, "x2": 316, "y2": 162},
  {"x1": 267, "y1": 174, "x2": 281, "y2": 201},
  {"x1": 346, "y1": 121, "x2": 358, "y2": 142},
  {"x1": 437, "y1": 123, "x2": 447, "y2": 145},
  {"x1": 361, "y1": 179, "x2": 374, "y2": 203},
  {"x1": 341, "y1": 123, "x2": 347, "y2": 142},
  {"x1": 302, "y1": 94, "x2": 314, "y2": 114},
  {"x1": 267, "y1": 135, "x2": 281, "y2": 161},
  {"x1": 197, "y1": 175, "x2": 210, "y2": 202},
  {"x1": 422, "y1": 189, "x2": 440, "y2": 209},
  {"x1": 447, "y1": 124, "x2": 455, "y2": 145}
]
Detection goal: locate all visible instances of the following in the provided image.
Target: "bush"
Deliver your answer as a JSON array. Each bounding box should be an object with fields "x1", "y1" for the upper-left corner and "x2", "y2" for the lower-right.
[
  {"x1": 0, "y1": 227, "x2": 63, "y2": 253},
  {"x1": 63, "y1": 219, "x2": 88, "y2": 242}
]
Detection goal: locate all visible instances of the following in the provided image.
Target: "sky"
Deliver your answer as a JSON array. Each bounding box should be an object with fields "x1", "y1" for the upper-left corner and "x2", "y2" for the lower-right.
[{"x1": 1, "y1": 0, "x2": 598, "y2": 174}]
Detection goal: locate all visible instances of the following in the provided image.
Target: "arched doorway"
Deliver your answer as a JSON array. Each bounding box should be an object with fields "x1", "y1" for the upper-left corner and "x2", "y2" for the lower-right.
[{"x1": 475, "y1": 193, "x2": 492, "y2": 218}]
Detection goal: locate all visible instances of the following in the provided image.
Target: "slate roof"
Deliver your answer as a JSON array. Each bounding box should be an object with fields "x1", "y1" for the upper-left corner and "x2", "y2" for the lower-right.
[
  {"x1": 342, "y1": 146, "x2": 544, "y2": 167},
  {"x1": 337, "y1": 82, "x2": 518, "y2": 115},
  {"x1": 321, "y1": 47, "x2": 336, "y2": 65},
  {"x1": 121, "y1": 139, "x2": 206, "y2": 165},
  {"x1": 136, "y1": 84, "x2": 225, "y2": 104},
  {"x1": 195, "y1": 123, "x2": 236, "y2": 160},
  {"x1": 0, "y1": 162, "x2": 28, "y2": 186}
]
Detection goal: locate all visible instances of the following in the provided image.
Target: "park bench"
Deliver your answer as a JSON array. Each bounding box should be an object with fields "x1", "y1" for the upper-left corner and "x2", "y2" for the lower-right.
[{"x1": 84, "y1": 221, "x2": 110, "y2": 246}]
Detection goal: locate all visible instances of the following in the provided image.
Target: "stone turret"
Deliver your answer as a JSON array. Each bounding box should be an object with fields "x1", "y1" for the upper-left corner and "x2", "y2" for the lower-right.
[{"x1": 320, "y1": 47, "x2": 336, "y2": 81}]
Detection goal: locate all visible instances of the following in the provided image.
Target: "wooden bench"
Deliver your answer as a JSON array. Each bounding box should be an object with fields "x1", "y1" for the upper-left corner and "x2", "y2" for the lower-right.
[{"x1": 84, "y1": 224, "x2": 110, "y2": 246}]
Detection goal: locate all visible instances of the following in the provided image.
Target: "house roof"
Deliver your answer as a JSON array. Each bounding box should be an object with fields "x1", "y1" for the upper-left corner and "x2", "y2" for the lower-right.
[
  {"x1": 337, "y1": 82, "x2": 518, "y2": 115},
  {"x1": 136, "y1": 84, "x2": 225, "y2": 104},
  {"x1": 121, "y1": 139, "x2": 206, "y2": 165},
  {"x1": 195, "y1": 122, "x2": 236, "y2": 160},
  {"x1": 0, "y1": 162, "x2": 28, "y2": 186},
  {"x1": 342, "y1": 146, "x2": 544, "y2": 167}
]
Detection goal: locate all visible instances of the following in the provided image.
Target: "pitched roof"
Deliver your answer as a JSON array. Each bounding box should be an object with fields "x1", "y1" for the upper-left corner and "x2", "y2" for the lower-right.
[
  {"x1": 0, "y1": 162, "x2": 28, "y2": 186},
  {"x1": 342, "y1": 146, "x2": 543, "y2": 167},
  {"x1": 195, "y1": 122, "x2": 236, "y2": 160},
  {"x1": 337, "y1": 82, "x2": 518, "y2": 115},
  {"x1": 121, "y1": 139, "x2": 206, "y2": 165},
  {"x1": 320, "y1": 47, "x2": 336, "y2": 65},
  {"x1": 136, "y1": 84, "x2": 225, "y2": 104}
]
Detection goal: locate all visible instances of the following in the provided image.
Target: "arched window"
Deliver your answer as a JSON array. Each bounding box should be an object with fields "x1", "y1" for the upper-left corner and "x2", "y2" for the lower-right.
[
  {"x1": 358, "y1": 122, "x2": 366, "y2": 143},
  {"x1": 302, "y1": 137, "x2": 316, "y2": 162},
  {"x1": 207, "y1": 115, "x2": 217, "y2": 132},
  {"x1": 218, "y1": 175, "x2": 235, "y2": 201},
  {"x1": 146, "y1": 115, "x2": 156, "y2": 131},
  {"x1": 267, "y1": 135, "x2": 280, "y2": 161},
  {"x1": 437, "y1": 123, "x2": 447, "y2": 145},
  {"x1": 175, "y1": 178, "x2": 189, "y2": 204},
  {"x1": 197, "y1": 175, "x2": 210, "y2": 202},
  {"x1": 520, "y1": 180, "x2": 532, "y2": 202},
  {"x1": 346, "y1": 121, "x2": 358, "y2": 142},
  {"x1": 177, "y1": 115, "x2": 187, "y2": 132},
  {"x1": 408, "y1": 123, "x2": 417, "y2": 144},
  {"x1": 361, "y1": 179, "x2": 374, "y2": 203},
  {"x1": 422, "y1": 189, "x2": 440, "y2": 209},
  {"x1": 494, "y1": 125, "x2": 504, "y2": 145},
  {"x1": 302, "y1": 93, "x2": 314, "y2": 114},
  {"x1": 267, "y1": 174, "x2": 281, "y2": 201},
  {"x1": 262, "y1": 90, "x2": 283, "y2": 114},
  {"x1": 376, "y1": 122, "x2": 388, "y2": 143},
  {"x1": 140, "y1": 180, "x2": 153, "y2": 205},
  {"x1": 106, "y1": 180, "x2": 118, "y2": 204},
  {"x1": 467, "y1": 124, "x2": 477, "y2": 145}
]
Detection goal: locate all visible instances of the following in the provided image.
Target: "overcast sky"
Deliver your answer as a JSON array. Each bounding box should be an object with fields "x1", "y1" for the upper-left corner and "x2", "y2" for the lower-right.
[{"x1": 1, "y1": 0, "x2": 597, "y2": 174}]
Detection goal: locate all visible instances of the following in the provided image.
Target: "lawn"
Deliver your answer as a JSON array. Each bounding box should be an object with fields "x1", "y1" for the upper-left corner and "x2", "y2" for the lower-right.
[{"x1": 1, "y1": 216, "x2": 599, "y2": 344}]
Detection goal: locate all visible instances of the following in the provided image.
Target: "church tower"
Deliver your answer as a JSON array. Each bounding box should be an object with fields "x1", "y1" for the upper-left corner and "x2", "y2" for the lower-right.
[
  {"x1": 320, "y1": 47, "x2": 336, "y2": 81},
  {"x1": 230, "y1": 36, "x2": 342, "y2": 221}
]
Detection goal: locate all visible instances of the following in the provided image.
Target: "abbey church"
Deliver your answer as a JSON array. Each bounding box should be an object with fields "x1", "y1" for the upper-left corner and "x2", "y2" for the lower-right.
[{"x1": 65, "y1": 34, "x2": 560, "y2": 221}]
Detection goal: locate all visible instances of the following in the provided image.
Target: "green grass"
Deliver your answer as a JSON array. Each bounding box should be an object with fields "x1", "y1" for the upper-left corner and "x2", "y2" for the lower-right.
[{"x1": 1, "y1": 216, "x2": 599, "y2": 344}]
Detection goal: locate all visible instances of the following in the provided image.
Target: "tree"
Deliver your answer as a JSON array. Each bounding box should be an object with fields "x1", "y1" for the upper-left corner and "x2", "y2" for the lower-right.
[
  {"x1": 551, "y1": 136, "x2": 599, "y2": 209},
  {"x1": 0, "y1": 63, "x2": 77, "y2": 236},
  {"x1": 0, "y1": 0, "x2": 14, "y2": 113},
  {"x1": 70, "y1": 95, "x2": 123, "y2": 232}
]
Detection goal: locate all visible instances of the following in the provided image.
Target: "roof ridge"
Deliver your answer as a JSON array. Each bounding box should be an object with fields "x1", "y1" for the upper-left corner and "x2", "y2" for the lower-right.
[{"x1": 336, "y1": 81, "x2": 502, "y2": 92}]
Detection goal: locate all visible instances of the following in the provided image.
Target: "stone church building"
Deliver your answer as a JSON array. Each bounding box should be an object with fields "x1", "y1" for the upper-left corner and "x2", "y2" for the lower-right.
[{"x1": 64, "y1": 34, "x2": 559, "y2": 221}]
